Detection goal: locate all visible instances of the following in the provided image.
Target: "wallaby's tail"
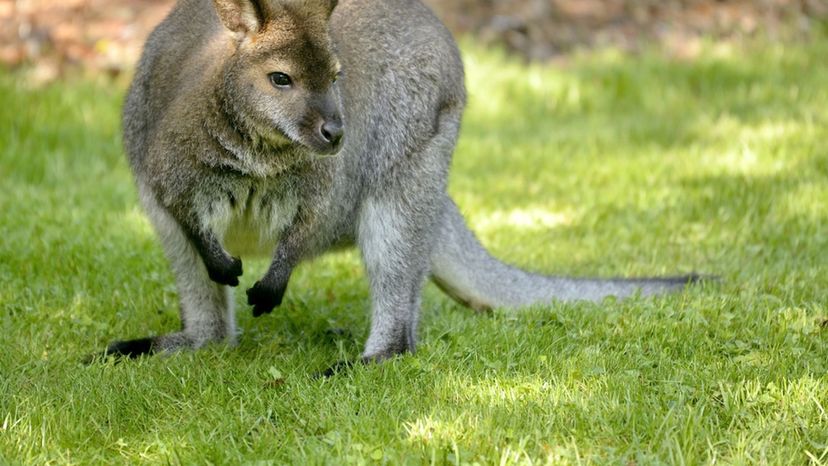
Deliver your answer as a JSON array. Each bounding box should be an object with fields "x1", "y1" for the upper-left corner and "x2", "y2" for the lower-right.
[{"x1": 429, "y1": 197, "x2": 701, "y2": 311}]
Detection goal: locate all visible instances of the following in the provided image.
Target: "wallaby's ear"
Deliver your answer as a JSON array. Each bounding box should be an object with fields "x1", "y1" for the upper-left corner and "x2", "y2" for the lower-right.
[
  {"x1": 323, "y1": 0, "x2": 338, "y2": 18},
  {"x1": 213, "y1": 0, "x2": 266, "y2": 34}
]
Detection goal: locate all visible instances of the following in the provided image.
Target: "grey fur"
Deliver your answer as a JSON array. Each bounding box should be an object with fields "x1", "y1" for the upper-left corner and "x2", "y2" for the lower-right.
[{"x1": 111, "y1": 0, "x2": 700, "y2": 364}]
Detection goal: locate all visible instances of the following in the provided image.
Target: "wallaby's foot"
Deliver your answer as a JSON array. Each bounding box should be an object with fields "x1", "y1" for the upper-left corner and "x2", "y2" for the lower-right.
[
  {"x1": 247, "y1": 279, "x2": 287, "y2": 317},
  {"x1": 205, "y1": 255, "x2": 243, "y2": 287},
  {"x1": 315, "y1": 359, "x2": 356, "y2": 378},
  {"x1": 86, "y1": 331, "x2": 225, "y2": 364},
  {"x1": 315, "y1": 351, "x2": 409, "y2": 378},
  {"x1": 83, "y1": 337, "x2": 156, "y2": 364},
  {"x1": 105, "y1": 337, "x2": 156, "y2": 359}
]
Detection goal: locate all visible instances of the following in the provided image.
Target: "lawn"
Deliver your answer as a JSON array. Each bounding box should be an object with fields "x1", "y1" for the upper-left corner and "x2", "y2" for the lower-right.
[{"x1": 1, "y1": 36, "x2": 827, "y2": 464}]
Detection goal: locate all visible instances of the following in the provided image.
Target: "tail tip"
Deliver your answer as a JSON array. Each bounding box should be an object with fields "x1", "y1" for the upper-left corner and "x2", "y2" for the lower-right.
[{"x1": 676, "y1": 273, "x2": 720, "y2": 286}]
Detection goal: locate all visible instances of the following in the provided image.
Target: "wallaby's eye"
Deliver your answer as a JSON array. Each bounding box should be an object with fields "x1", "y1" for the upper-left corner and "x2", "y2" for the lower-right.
[{"x1": 269, "y1": 72, "x2": 292, "y2": 88}]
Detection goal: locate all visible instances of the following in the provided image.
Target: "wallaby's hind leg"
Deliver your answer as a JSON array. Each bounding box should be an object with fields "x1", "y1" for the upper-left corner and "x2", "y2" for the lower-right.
[
  {"x1": 317, "y1": 194, "x2": 442, "y2": 376},
  {"x1": 347, "y1": 108, "x2": 460, "y2": 367},
  {"x1": 103, "y1": 185, "x2": 236, "y2": 358},
  {"x1": 356, "y1": 197, "x2": 436, "y2": 362}
]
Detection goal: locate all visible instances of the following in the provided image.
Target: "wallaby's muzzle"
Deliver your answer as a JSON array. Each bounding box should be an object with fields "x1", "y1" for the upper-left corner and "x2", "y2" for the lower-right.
[
  {"x1": 317, "y1": 118, "x2": 344, "y2": 152},
  {"x1": 320, "y1": 119, "x2": 343, "y2": 145},
  {"x1": 303, "y1": 92, "x2": 344, "y2": 155},
  {"x1": 300, "y1": 115, "x2": 343, "y2": 155}
]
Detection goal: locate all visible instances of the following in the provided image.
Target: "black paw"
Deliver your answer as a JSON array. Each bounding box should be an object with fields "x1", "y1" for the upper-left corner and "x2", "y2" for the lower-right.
[
  {"x1": 247, "y1": 279, "x2": 287, "y2": 317},
  {"x1": 206, "y1": 255, "x2": 243, "y2": 287},
  {"x1": 314, "y1": 359, "x2": 356, "y2": 378},
  {"x1": 83, "y1": 337, "x2": 156, "y2": 364}
]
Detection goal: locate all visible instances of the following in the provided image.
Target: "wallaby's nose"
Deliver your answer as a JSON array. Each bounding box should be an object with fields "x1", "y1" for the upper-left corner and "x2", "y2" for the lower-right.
[{"x1": 319, "y1": 119, "x2": 343, "y2": 147}]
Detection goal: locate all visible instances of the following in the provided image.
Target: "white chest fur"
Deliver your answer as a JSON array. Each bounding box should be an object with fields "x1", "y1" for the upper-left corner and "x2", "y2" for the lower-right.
[{"x1": 198, "y1": 180, "x2": 298, "y2": 258}]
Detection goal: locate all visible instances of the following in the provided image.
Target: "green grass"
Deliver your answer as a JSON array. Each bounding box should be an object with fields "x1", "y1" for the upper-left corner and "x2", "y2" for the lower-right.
[{"x1": 1, "y1": 37, "x2": 827, "y2": 464}]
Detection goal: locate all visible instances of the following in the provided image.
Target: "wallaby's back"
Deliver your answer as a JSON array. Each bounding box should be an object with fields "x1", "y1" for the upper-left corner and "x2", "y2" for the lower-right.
[
  {"x1": 330, "y1": 0, "x2": 466, "y2": 183},
  {"x1": 123, "y1": 0, "x2": 227, "y2": 172}
]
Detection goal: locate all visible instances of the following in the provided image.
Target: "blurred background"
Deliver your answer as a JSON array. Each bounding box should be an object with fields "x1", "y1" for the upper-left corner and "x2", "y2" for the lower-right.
[{"x1": 2, "y1": 0, "x2": 827, "y2": 80}]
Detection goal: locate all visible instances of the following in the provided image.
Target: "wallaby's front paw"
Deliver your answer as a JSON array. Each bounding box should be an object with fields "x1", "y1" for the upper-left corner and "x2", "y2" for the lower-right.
[
  {"x1": 246, "y1": 279, "x2": 287, "y2": 317},
  {"x1": 206, "y1": 255, "x2": 243, "y2": 286}
]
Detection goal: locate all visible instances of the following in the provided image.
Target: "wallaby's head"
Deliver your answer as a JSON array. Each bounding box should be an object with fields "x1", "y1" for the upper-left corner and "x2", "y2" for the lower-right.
[{"x1": 214, "y1": 0, "x2": 343, "y2": 155}]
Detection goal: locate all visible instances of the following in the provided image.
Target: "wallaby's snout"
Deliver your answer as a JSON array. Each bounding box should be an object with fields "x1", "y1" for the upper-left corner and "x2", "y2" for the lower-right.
[
  {"x1": 295, "y1": 91, "x2": 344, "y2": 155},
  {"x1": 319, "y1": 117, "x2": 344, "y2": 150},
  {"x1": 313, "y1": 94, "x2": 344, "y2": 153}
]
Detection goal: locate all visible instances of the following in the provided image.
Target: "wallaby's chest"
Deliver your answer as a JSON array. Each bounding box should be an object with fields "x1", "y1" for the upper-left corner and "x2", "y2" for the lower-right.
[{"x1": 198, "y1": 180, "x2": 299, "y2": 257}]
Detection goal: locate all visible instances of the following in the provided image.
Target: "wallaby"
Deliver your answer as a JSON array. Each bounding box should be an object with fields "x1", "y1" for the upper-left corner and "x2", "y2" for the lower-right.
[{"x1": 103, "y1": 0, "x2": 700, "y2": 371}]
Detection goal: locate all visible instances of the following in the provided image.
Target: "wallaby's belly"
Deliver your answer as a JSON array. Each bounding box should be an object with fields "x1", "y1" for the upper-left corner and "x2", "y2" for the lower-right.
[
  {"x1": 223, "y1": 214, "x2": 288, "y2": 257},
  {"x1": 201, "y1": 180, "x2": 299, "y2": 258}
]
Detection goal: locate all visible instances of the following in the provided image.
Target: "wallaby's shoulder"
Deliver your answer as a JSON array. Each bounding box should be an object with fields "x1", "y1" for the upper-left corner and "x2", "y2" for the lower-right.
[
  {"x1": 334, "y1": 0, "x2": 465, "y2": 108},
  {"x1": 141, "y1": 0, "x2": 226, "y2": 74},
  {"x1": 123, "y1": 0, "x2": 228, "y2": 160},
  {"x1": 333, "y1": 0, "x2": 461, "y2": 59}
]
